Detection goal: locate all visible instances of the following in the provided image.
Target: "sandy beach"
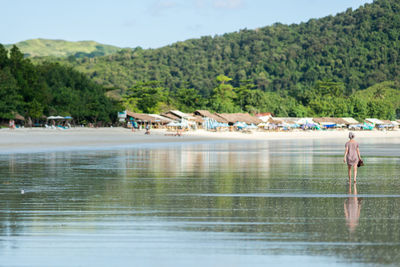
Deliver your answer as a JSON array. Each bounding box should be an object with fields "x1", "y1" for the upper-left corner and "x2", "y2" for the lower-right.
[{"x1": 0, "y1": 127, "x2": 399, "y2": 153}]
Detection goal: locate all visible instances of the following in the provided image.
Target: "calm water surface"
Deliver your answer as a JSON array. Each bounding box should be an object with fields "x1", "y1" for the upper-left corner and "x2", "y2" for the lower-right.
[{"x1": 0, "y1": 138, "x2": 399, "y2": 266}]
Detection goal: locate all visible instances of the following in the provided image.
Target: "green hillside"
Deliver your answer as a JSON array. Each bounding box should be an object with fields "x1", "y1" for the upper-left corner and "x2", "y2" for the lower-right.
[
  {"x1": 4, "y1": 0, "x2": 399, "y2": 120},
  {"x1": 52, "y1": 0, "x2": 400, "y2": 98},
  {"x1": 5, "y1": 39, "x2": 121, "y2": 58},
  {"x1": 0, "y1": 45, "x2": 120, "y2": 123}
]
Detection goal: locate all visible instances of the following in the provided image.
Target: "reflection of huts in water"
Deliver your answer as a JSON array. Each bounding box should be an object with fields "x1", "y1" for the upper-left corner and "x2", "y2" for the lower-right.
[
  {"x1": 313, "y1": 117, "x2": 348, "y2": 129},
  {"x1": 216, "y1": 113, "x2": 262, "y2": 126}
]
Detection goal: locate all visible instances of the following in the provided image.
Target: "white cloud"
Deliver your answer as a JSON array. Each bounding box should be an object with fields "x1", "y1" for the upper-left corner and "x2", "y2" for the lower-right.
[{"x1": 213, "y1": 0, "x2": 243, "y2": 9}]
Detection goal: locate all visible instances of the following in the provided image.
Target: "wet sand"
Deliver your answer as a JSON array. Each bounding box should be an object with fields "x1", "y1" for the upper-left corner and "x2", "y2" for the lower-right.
[{"x1": 0, "y1": 127, "x2": 399, "y2": 153}]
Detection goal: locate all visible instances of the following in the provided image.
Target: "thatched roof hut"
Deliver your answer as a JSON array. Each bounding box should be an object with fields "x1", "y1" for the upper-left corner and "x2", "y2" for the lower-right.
[
  {"x1": 166, "y1": 110, "x2": 196, "y2": 120},
  {"x1": 147, "y1": 114, "x2": 173, "y2": 123},
  {"x1": 216, "y1": 113, "x2": 262, "y2": 125},
  {"x1": 255, "y1": 112, "x2": 273, "y2": 122},
  {"x1": 380, "y1": 120, "x2": 394, "y2": 125},
  {"x1": 341, "y1": 118, "x2": 359, "y2": 125},
  {"x1": 160, "y1": 112, "x2": 181, "y2": 121},
  {"x1": 273, "y1": 117, "x2": 299, "y2": 124},
  {"x1": 365, "y1": 118, "x2": 384, "y2": 125},
  {"x1": 126, "y1": 111, "x2": 157, "y2": 123},
  {"x1": 193, "y1": 110, "x2": 228, "y2": 123},
  {"x1": 267, "y1": 117, "x2": 283, "y2": 124},
  {"x1": 190, "y1": 114, "x2": 205, "y2": 124},
  {"x1": 313, "y1": 117, "x2": 347, "y2": 125},
  {"x1": 13, "y1": 113, "x2": 25, "y2": 121}
]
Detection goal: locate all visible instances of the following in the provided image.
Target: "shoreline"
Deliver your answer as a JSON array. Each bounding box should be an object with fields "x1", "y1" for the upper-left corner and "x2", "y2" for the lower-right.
[{"x1": 0, "y1": 127, "x2": 399, "y2": 154}]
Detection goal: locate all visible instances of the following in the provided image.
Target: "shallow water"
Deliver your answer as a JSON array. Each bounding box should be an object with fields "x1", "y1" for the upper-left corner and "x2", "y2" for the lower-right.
[{"x1": 0, "y1": 138, "x2": 399, "y2": 266}]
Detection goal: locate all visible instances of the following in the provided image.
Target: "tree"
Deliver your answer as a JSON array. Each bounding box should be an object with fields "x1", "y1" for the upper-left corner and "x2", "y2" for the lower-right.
[
  {"x1": 315, "y1": 80, "x2": 346, "y2": 97},
  {"x1": 123, "y1": 81, "x2": 168, "y2": 113},
  {"x1": 211, "y1": 75, "x2": 239, "y2": 113},
  {"x1": 0, "y1": 68, "x2": 22, "y2": 119},
  {"x1": 173, "y1": 87, "x2": 205, "y2": 112}
]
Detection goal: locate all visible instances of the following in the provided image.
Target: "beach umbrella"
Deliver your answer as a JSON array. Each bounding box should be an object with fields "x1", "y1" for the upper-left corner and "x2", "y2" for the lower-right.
[
  {"x1": 234, "y1": 122, "x2": 248, "y2": 129},
  {"x1": 64, "y1": 116, "x2": 73, "y2": 119},
  {"x1": 47, "y1": 116, "x2": 64, "y2": 120}
]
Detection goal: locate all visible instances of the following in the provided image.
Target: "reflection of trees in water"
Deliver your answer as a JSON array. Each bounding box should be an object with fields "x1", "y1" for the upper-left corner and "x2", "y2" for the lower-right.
[{"x1": 0, "y1": 142, "x2": 400, "y2": 264}]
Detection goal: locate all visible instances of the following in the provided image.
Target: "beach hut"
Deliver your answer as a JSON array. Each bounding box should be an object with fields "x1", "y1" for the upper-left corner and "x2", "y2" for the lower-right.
[
  {"x1": 365, "y1": 118, "x2": 384, "y2": 125},
  {"x1": 391, "y1": 121, "x2": 400, "y2": 129},
  {"x1": 7, "y1": 112, "x2": 25, "y2": 128},
  {"x1": 160, "y1": 112, "x2": 181, "y2": 121},
  {"x1": 126, "y1": 111, "x2": 159, "y2": 129},
  {"x1": 377, "y1": 120, "x2": 395, "y2": 130},
  {"x1": 274, "y1": 118, "x2": 301, "y2": 129},
  {"x1": 341, "y1": 118, "x2": 359, "y2": 126},
  {"x1": 313, "y1": 117, "x2": 347, "y2": 129},
  {"x1": 165, "y1": 110, "x2": 195, "y2": 120},
  {"x1": 193, "y1": 110, "x2": 228, "y2": 131},
  {"x1": 216, "y1": 113, "x2": 262, "y2": 126},
  {"x1": 340, "y1": 118, "x2": 361, "y2": 130},
  {"x1": 255, "y1": 112, "x2": 273, "y2": 122},
  {"x1": 148, "y1": 114, "x2": 174, "y2": 125},
  {"x1": 296, "y1": 118, "x2": 314, "y2": 125},
  {"x1": 13, "y1": 113, "x2": 25, "y2": 121},
  {"x1": 162, "y1": 110, "x2": 199, "y2": 130},
  {"x1": 194, "y1": 110, "x2": 228, "y2": 123}
]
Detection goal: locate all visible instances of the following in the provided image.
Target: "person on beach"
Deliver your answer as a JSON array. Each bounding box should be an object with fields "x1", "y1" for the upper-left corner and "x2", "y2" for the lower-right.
[
  {"x1": 9, "y1": 119, "x2": 15, "y2": 129},
  {"x1": 344, "y1": 132, "x2": 362, "y2": 183}
]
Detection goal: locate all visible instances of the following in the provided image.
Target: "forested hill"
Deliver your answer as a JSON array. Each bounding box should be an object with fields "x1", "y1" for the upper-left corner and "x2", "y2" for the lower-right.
[
  {"x1": 5, "y1": 39, "x2": 121, "y2": 58},
  {"x1": 56, "y1": 0, "x2": 400, "y2": 97},
  {"x1": 0, "y1": 45, "x2": 120, "y2": 123}
]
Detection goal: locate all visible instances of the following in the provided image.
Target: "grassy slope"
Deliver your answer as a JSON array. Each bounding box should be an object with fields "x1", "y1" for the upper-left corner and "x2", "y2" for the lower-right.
[{"x1": 4, "y1": 38, "x2": 121, "y2": 57}]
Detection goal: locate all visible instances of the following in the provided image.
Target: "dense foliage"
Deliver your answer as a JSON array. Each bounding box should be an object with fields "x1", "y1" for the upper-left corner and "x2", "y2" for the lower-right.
[
  {"x1": 122, "y1": 75, "x2": 399, "y2": 120},
  {"x1": 42, "y1": 0, "x2": 399, "y2": 119},
  {"x1": 0, "y1": 44, "x2": 121, "y2": 124},
  {"x1": 5, "y1": 0, "x2": 400, "y2": 120},
  {"x1": 53, "y1": 0, "x2": 399, "y2": 94}
]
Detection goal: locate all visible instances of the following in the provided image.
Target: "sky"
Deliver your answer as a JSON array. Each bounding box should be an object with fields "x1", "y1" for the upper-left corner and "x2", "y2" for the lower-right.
[{"x1": 1, "y1": 0, "x2": 373, "y2": 49}]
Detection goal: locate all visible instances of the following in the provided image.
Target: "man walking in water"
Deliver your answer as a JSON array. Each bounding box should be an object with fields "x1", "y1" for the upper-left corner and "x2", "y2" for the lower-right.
[{"x1": 344, "y1": 132, "x2": 362, "y2": 184}]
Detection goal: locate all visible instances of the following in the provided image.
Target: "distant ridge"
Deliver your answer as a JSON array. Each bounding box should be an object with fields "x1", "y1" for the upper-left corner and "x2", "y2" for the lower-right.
[
  {"x1": 4, "y1": 38, "x2": 121, "y2": 58},
  {"x1": 46, "y1": 0, "x2": 400, "y2": 97}
]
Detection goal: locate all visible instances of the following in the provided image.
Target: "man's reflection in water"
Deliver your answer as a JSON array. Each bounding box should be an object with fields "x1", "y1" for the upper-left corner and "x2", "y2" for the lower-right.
[{"x1": 344, "y1": 183, "x2": 362, "y2": 233}]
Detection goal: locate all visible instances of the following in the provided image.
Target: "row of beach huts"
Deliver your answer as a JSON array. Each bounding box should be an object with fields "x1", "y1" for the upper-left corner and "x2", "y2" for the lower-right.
[{"x1": 119, "y1": 110, "x2": 400, "y2": 131}]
